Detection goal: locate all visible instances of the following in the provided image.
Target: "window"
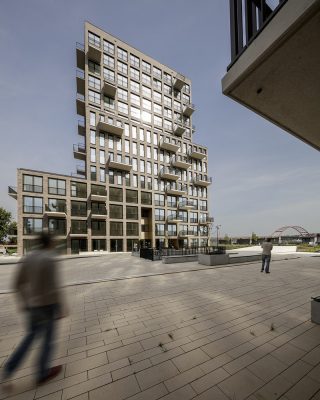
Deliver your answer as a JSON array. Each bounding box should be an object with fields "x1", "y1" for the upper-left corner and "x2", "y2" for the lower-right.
[
  {"x1": 71, "y1": 182, "x2": 87, "y2": 198},
  {"x1": 118, "y1": 61, "x2": 128, "y2": 74},
  {"x1": 153, "y1": 78, "x2": 161, "y2": 90},
  {"x1": 164, "y1": 108, "x2": 172, "y2": 118},
  {"x1": 103, "y1": 40, "x2": 114, "y2": 54},
  {"x1": 117, "y1": 47, "x2": 127, "y2": 61},
  {"x1": 155, "y1": 208, "x2": 165, "y2": 221},
  {"x1": 184, "y1": 83, "x2": 190, "y2": 94},
  {"x1": 142, "y1": 85, "x2": 151, "y2": 97},
  {"x1": 146, "y1": 161, "x2": 152, "y2": 174},
  {"x1": 71, "y1": 201, "x2": 87, "y2": 216},
  {"x1": 132, "y1": 157, "x2": 138, "y2": 171},
  {"x1": 174, "y1": 100, "x2": 181, "y2": 111},
  {"x1": 190, "y1": 212, "x2": 198, "y2": 223},
  {"x1": 141, "y1": 192, "x2": 152, "y2": 205},
  {"x1": 88, "y1": 31, "x2": 100, "y2": 48},
  {"x1": 154, "y1": 103, "x2": 162, "y2": 115},
  {"x1": 167, "y1": 195, "x2": 177, "y2": 208},
  {"x1": 130, "y1": 54, "x2": 140, "y2": 68},
  {"x1": 90, "y1": 130, "x2": 96, "y2": 144},
  {"x1": 88, "y1": 61, "x2": 100, "y2": 75},
  {"x1": 104, "y1": 95, "x2": 115, "y2": 110},
  {"x1": 167, "y1": 224, "x2": 177, "y2": 236},
  {"x1": 153, "y1": 133, "x2": 158, "y2": 145},
  {"x1": 140, "y1": 175, "x2": 145, "y2": 189},
  {"x1": 142, "y1": 98, "x2": 151, "y2": 110},
  {"x1": 23, "y1": 196, "x2": 43, "y2": 213},
  {"x1": 109, "y1": 187, "x2": 123, "y2": 202},
  {"x1": 126, "y1": 222, "x2": 139, "y2": 236},
  {"x1": 164, "y1": 72, "x2": 172, "y2": 83},
  {"x1": 48, "y1": 198, "x2": 66, "y2": 213},
  {"x1": 103, "y1": 54, "x2": 114, "y2": 68},
  {"x1": 133, "y1": 174, "x2": 138, "y2": 187},
  {"x1": 117, "y1": 74, "x2": 128, "y2": 88},
  {"x1": 91, "y1": 202, "x2": 106, "y2": 216},
  {"x1": 130, "y1": 80, "x2": 140, "y2": 93},
  {"x1": 71, "y1": 219, "x2": 87, "y2": 234},
  {"x1": 131, "y1": 106, "x2": 140, "y2": 120},
  {"x1": 153, "y1": 66, "x2": 162, "y2": 78},
  {"x1": 89, "y1": 90, "x2": 100, "y2": 104},
  {"x1": 91, "y1": 166, "x2": 96, "y2": 181},
  {"x1": 124, "y1": 123, "x2": 129, "y2": 137},
  {"x1": 130, "y1": 93, "x2": 140, "y2": 106},
  {"x1": 110, "y1": 222, "x2": 123, "y2": 236},
  {"x1": 154, "y1": 115, "x2": 162, "y2": 127},
  {"x1": 154, "y1": 193, "x2": 165, "y2": 206},
  {"x1": 118, "y1": 101, "x2": 128, "y2": 114},
  {"x1": 142, "y1": 73, "x2": 151, "y2": 86},
  {"x1": 130, "y1": 67, "x2": 139, "y2": 80},
  {"x1": 91, "y1": 184, "x2": 106, "y2": 196},
  {"x1": 118, "y1": 88, "x2": 128, "y2": 101},
  {"x1": 48, "y1": 178, "x2": 66, "y2": 196},
  {"x1": 126, "y1": 189, "x2": 138, "y2": 204},
  {"x1": 109, "y1": 204, "x2": 123, "y2": 219},
  {"x1": 90, "y1": 148, "x2": 96, "y2": 163},
  {"x1": 23, "y1": 175, "x2": 43, "y2": 193},
  {"x1": 23, "y1": 218, "x2": 43, "y2": 235},
  {"x1": 91, "y1": 220, "x2": 106, "y2": 235},
  {"x1": 125, "y1": 140, "x2": 130, "y2": 153},
  {"x1": 104, "y1": 68, "x2": 115, "y2": 82},
  {"x1": 155, "y1": 224, "x2": 165, "y2": 236},
  {"x1": 48, "y1": 218, "x2": 66, "y2": 235},
  {"x1": 90, "y1": 111, "x2": 96, "y2": 126},
  {"x1": 164, "y1": 96, "x2": 172, "y2": 107},
  {"x1": 99, "y1": 150, "x2": 105, "y2": 164},
  {"x1": 153, "y1": 91, "x2": 161, "y2": 102},
  {"x1": 142, "y1": 60, "x2": 151, "y2": 73},
  {"x1": 183, "y1": 93, "x2": 190, "y2": 103},
  {"x1": 88, "y1": 75, "x2": 100, "y2": 90},
  {"x1": 163, "y1": 83, "x2": 171, "y2": 95},
  {"x1": 99, "y1": 168, "x2": 105, "y2": 182}
]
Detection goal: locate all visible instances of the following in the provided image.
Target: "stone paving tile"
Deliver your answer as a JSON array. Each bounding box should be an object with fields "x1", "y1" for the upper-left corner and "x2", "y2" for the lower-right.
[
  {"x1": 61, "y1": 373, "x2": 111, "y2": 400},
  {"x1": 159, "y1": 384, "x2": 196, "y2": 400},
  {"x1": 280, "y1": 360, "x2": 313, "y2": 384},
  {"x1": 191, "y1": 367, "x2": 230, "y2": 394},
  {"x1": 271, "y1": 343, "x2": 306, "y2": 366},
  {"x1": 171, "y1": 348, "x2": 210, "y2": 373},
  {"x1": 135, "y1": 360, "x2": 179, "y2": 391},
  {"x1": 111, "y1": 358, "x2": 151, "y2": 381},
  {"x1": 193, "y1": 385, "x2": 230, "y2": 400},
  {"x1": 285, "y1": 376, "x2": 320, "y2": 400},
  {"x1": 65, "y1": 352, "x2": 108, "y2": 377},
  {"x1": 247, "y1": 354, "x2": 288, "y2": 382},
  {"x1": 89, "y1": 374, "x2": 140, "y2": 400},
  {"x1": 164, "y1": 366, "x2": 204, "y2": 392},
  {"x1": 126, "y1": 383, "x2": 168, "y2": 400},
  {"x1": 35, "y1": 372, "x2": 86, "y2": 398},
  {"x1": 107, "y1": 342, "x2": 143, "y2": 363},
  {"x1": 218, "y1": 368, "x2": 264, "y2": 400}
]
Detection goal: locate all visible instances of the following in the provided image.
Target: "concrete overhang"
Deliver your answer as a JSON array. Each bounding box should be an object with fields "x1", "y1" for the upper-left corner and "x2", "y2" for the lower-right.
[{"x1": 222, "y1": 0, "x2": 320, "y2": 151}]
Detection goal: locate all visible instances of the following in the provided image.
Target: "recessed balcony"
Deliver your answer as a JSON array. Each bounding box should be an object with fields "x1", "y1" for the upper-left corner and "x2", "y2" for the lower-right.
[
  {"x1": 76, "y1": 94, "x2": 85, "y2": 116},
  {"x1": 178, "y1": 200, "x2": 196, "y2": 210},
  {"x1": 102, "y1": 78, "x2": 117, "y2": 98},
  {"x1": 199, "y1": 216, "x2": 214, "y2": 225},
  {"x1": 165, "y1": 183, "x2": 187, "y2": 196},
  {"x1": 91, "y1": 208, "x2": 107, "y2": 219},
  {"x1": 179, "y1": 230, "x2": 197, "y2": 238},
  {"x1": 107, "y1": 155, "x2": 132, "y2": 172},
  {"x1": 170, "y1": 155, "x2": 191, "y2": 169},
  {"x1": 87, "y1": 42, "x2": 101, "y2": 63},
  {"x1": 192, "y1": 176, "x2": 212, "y2": 187},
  {"x1": 159, "y1": 167, "x2": 180, "y2": 181},
  {"x1": 97, "y1": 119, "x2": 124, "y2": 136},
  {"x1": 78, "y1": 120, "x2": 85, "y2": 136},
  {"x1": 73, "y1": 143, "x2": 86, "y2": 160},
  {"x1": 76, "y1": 42, "x2": 85, "y2": 70},
  {"x1": 188, "y1": 148, "x2": 207, "y2": 160},
  {"x1": 44, "y1": 205, "x2": 66, "y2": 218},
  {"x1": 183, "y1": 103, "x2": 195, "y2": 117},
  {"x1": 8, "y1": 186, "x2": 17, "y2": 199},
  {"x1": 173, "y1": 73, "x2": 186, "y2": 91},
  {"x1": 76, "y1": 70, "x2": 85, "y2": 96},
  {"x1": 173, "y1": 122, "x2": 186, "y2": 136},
  {"x1": 167, "y1": 214, "x2": 184, "y2": 223},
  {"x1": 159, "y1": 138, "x2": 180, "y2": 153}
]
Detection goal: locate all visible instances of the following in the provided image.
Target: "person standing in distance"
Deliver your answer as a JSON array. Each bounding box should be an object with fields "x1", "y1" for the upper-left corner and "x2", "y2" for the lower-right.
[
  {"x1": 261, "y1": 238, "x2": 273, "y2": 273},
  {"x1": 2, "y1": 232, "x2": 66, "y2": 389}
]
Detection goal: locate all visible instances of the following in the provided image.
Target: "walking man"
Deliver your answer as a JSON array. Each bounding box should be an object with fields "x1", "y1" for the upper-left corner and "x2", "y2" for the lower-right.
[
  {"x1": 261, "y1": 238, "x2": 273, "y2": 273},
  {"x1": 2, "y1": 232, "x2": 65, "y2": 389}
]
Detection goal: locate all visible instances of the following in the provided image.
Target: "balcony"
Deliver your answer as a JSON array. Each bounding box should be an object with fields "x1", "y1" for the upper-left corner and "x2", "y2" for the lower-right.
[
  {"x1": 87, "y1": 42, "x2": 101, "y2": 63},
  {"x1": 170, "y1": 154, "x2": 191, "y2": 169},
  {"x1": 97, "y1": 119, "x2": 124, "y2": 136},
  {"x1": 76, "y1": 164, "x2": 86, "y2": 176},
  {"x1": 73, "y1": 143, "x2": 86, "y2": 160},
  {"x1": 178, "y1": 200, "x2": 196, "y2": 210},
  {"x1": 90, "y1": 190, "x2": 107, "y2": 202},
  {"x1": 159, "y1": 167, "x2": 180, "y2": 181},
  {"x1": 8, "y1": 186, "x2": 17, "y2": 199},
  {"x1": 78, "y1": 120, "x2": 85, "y2": 136},
  {"x1": 102, "y1": 77, "x2": 117, "y2": 98},
  {"x1": 188, "y1": 148, "x2": 207, "y2": 160},
  {"x1": 179, "y1": 230, "x2": 197, "y2": 238},
  {"x1": 91, "y1": 208, "x2": 107, "y2": 219},
  {"x1": 222, "y1": 0, "x2": 320, "y2": 151},
  {"x1": 76, "y1": 42, "x2": 85, "y2": 70},
  {"x1": 167, "y1": 214, "x2": 184, "y2": 223},
  {"x1": 183, "y1": 103, "x2": 195, "y2": 117},
  {"x1": 192, "y1": 175, "x2": 212, "y2": 187},
  {"x1": 199, "y1": 216, "x2": 214, "y2": 225},
  {"x1": 107, "y1": 155, "x2": 132, "y2": 172},
  {"x1": 76, "y1": 94, "x2": 85, "y2": 116},
  {"x1": 76, "y1": 69, "x2": 85, "y2": 96},
  {"x1": 173, "y1": 73, "x2": 186, "y2": 91},
  {"x1": 44, "y1": 205, "x2": 66, "y2": 218},
  {"x1": 159, "y1": 138, "x2": 180, "y2": 153},
  {"x1": 173, "y1": 121, "x2": 186, "y2": 136},
  {"x1": 165, "y1": 183, "x2": 187, "y2": 196}
]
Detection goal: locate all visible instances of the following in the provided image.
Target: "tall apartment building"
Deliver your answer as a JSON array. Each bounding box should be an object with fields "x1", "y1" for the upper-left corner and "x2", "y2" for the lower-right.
[{"x1": 9, "y1": 22, "x2": 212, "y2": 255}]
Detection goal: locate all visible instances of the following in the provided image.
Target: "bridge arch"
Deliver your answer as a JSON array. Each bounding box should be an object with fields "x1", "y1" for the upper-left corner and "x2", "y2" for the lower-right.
[{"x1": 271, "y1": 226, "x2": 310, "y2": 238}]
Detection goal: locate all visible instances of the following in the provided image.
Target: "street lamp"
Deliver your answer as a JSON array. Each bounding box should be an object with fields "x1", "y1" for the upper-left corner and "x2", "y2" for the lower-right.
[{"x1": 215, "y1": 225, "x2": 221, "y2": 246}]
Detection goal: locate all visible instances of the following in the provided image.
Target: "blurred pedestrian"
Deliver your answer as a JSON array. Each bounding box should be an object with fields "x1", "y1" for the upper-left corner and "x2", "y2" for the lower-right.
[
  {"x1": 261, "y1": 238, "x2": 273, "y2": 273},
  {"x1": 2, "y1": 232, "x2": 66, "y2": 389}
]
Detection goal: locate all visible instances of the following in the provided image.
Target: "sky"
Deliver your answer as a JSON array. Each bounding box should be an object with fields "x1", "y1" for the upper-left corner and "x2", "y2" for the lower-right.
[{"x1": 0, "y1": 0, "x2": 319, "y2": 237}]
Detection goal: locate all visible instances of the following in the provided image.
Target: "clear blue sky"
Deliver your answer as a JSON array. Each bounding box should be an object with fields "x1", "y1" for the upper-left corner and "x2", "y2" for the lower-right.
[{"x1": 1, "y1": 0, "x2": 319, "y2": 236}]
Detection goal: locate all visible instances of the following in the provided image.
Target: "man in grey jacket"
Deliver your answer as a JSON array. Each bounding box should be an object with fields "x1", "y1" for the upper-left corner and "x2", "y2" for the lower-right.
[
  {"x1": 2, "y1": 232, "x2": 65, "y2": 387},
  {"x1": 261, "y1": 238, "x2": 273, "y2": 273}
]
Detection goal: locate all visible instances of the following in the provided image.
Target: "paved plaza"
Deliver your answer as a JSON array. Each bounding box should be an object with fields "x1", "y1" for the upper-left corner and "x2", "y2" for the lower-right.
[{"x1": 0, "y1": 254, "x2": 320, "y2": 399}]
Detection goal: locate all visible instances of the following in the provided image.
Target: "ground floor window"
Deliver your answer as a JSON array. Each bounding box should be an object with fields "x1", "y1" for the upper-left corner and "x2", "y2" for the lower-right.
[
  {"x1": 110, "y1": 239, "x2": 123, "y2": 252},
  {"x1": 127, "y1": 239, "x2": 139, "y2": 252},
  {"x1": 71, "y1": 239, "x2": 87, "y2": 254},
  {"x1": 92, "y1": 239, "x2": 106, "y2": 251}
]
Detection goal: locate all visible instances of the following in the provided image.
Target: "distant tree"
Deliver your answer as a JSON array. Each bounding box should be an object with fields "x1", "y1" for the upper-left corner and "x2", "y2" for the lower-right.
[
  {"x1": 224, "y1": 234, "x2": 231, "y2": 244},
  {"x1": 0, "y1": 207, "x2": 12, "y2": 243},
  {"x1": 7, "y1": 221, "x2": 17, "y2": 244},
  {"x1": 251, "y1": 232, "x2": 258, "y2": 244}
]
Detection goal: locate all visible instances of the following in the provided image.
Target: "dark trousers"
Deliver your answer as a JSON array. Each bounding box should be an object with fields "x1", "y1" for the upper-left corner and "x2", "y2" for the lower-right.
[
  {"x1": 261, "y1": 255, "x2": 271, "y2": 273},
  {"x1": 4, "y1": 304, "x2": 57, "y2": 382}
]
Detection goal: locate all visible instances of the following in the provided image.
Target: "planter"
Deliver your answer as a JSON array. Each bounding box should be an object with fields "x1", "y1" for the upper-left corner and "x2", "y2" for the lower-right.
[{"x1": 198, "y1": 254, "x2": 229, "y2": 266}]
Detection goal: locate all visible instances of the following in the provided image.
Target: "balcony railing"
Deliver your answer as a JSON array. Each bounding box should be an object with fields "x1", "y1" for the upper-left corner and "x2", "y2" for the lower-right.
[
  {"x1": 183, "y1": 102, "x2": 195, "y2": 117},
  {"x1": 170, "y1": 154, "x2": 191, "y2": 169},
  {"x1": 229, "y1": 0, "x2": 288, "y2": 68},
  {"x1": 165, "y1": 183, "x2": 187, "y2": 195},
  {"x1": 76, "y1": 93, "x2": 85, "y2": 116},
  {"x1": 102, "y1": 77, "x2": 117, "y2": 98},
  {"x1": 78, "y1": 119, "x2": 85, "y2": 136},
  {"x1": 73, "y1": 143, "x2": 86, "y2": 160},
  {"x1": 107, "y1": 155, "x2": 132, "y2": 171},
  {"x1": 167, "y1": 214, "x2": 184, "y2": 222},
  {"x1": 76, "y1": 42, "x2": 85, "y2": 70},
  {"x1": 45, "y1": 204, "x2": 66, "y2": 214},
  {"x1": 173, "y1": 73, "x2": 186, "y2": 90},
  {"x1": 193, "y1": 175, "x2": 213, "y2": 187},
  {"x1": 179, "y1": 230, "x2": 198, "y2": 237},
  {"x1": 178, "y1": 200, "x2": 196, "y2": 210},
  {"x1": 199, "y1": 216, "x2": 214, "y2": 224},
  {"x1": 23, "y1": 206, "x2": 43, "y2": 214},
  {"x1": 159, "y1": 167, "x2": 180, "y2": 181},
  {"x1": 8, "y1": 186, "x2": 17, "y2": 199},
  {"x1": 159, "y1": 138, "x2": 180, "y2": 153},
  {"x1": 97, "y1": 119, "x2": 124, "y2": 136}
]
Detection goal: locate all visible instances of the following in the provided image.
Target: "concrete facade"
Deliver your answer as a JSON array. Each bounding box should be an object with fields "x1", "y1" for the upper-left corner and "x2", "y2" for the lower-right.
[{"x1": 9, "y1": 22, "x2": 213, "y2": 255}]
